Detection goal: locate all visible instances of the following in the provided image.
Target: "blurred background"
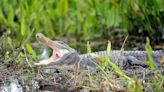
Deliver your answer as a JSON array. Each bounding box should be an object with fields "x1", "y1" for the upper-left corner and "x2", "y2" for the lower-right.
[{"x1": 0, "y1": 0, "x2": 164, "y2": 54}]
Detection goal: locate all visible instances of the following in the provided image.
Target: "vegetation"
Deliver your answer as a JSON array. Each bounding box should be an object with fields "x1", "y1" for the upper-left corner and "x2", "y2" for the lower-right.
[
  {"x1": 0, "y1": 0, "x2": 163, "y2": 51},
  {"x1": 0, "y1": 0, "x2": 163, "y2": 91}
]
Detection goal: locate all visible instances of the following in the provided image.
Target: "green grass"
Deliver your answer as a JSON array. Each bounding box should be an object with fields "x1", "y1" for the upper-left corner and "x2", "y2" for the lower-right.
[
  {"x1": 145, "y1": 37, "x2": 155, "y2": 71},
  {"x1": 0, "y1": 0, "x2": 163, "y2": 50}
]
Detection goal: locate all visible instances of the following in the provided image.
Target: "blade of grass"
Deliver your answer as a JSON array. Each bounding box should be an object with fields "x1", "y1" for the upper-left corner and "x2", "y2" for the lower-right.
[
  {"x1": 20, "y1": 4, "x2": 25, "y2": 37},
  {"x1": 106, "y1": 41, "x2": 135, "y2": 83},
  {"x1": 87, "y1": 41, "x2": 92, "y2": 53},
  {"x1": 86, "y1": 41, "x2": 114, "y2": 87},
  {"x1": 145, "y1": 37, "x2": 155, "y2": 71}
]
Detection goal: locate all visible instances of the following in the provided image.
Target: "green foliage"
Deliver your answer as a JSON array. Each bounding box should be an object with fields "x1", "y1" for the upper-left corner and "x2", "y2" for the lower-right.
[{"x1": 0, "y1": 0, "x2": 163, "y2": 47}]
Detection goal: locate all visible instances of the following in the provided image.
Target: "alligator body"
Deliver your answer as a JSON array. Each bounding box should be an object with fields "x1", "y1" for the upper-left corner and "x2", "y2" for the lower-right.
[
  {"x1": 34, "y1": 33, "x2": 164, "y2": 70},
  {"x1": 79, "y1": 50, "x2": 164, "y2": 69}
]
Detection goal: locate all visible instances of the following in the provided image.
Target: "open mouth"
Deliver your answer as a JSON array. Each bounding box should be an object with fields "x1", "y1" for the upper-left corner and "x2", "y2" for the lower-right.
[
  {"x1": 36, "y1": 33, "x2": 62, "y2": 60},
  {"x1": 34, "y1": 33, "x2": 69, "y2": 66}
]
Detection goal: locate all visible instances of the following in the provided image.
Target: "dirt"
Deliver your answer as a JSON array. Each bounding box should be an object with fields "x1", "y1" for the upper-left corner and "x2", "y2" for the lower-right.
[{"x1": 0, "y1": 62, "x2": 162, "y2": 92}]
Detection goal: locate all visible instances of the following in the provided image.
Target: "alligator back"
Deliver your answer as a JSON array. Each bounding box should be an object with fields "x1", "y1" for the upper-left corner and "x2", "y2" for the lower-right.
[{"x1": 79, "y1": 50, "x2": 164, "y2": 68}]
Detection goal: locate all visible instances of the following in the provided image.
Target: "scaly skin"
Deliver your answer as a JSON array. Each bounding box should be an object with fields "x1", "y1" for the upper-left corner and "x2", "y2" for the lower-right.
[{"x1": 34, "y1": 33, "x2": 164, "y2": 69}]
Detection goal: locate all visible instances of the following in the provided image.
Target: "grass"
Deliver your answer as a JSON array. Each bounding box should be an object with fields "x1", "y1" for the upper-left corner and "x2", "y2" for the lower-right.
[
  {"x1": 0, "y1": 0, "x2": 163, "y2": 51},
  {"x1": 145, "y1": 37, "x2": 155, "y2": 71}
]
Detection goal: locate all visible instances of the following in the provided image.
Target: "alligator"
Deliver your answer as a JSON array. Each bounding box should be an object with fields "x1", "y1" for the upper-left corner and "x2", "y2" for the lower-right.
[{"x1": 34, "y1": 33, "x2": 164, "y2": 71}]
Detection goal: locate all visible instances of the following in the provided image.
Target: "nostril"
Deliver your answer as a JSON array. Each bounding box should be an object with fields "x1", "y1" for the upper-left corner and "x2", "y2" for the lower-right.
[
  {"x1": 36, "y1": 34, "x2": 39, "y2": 38},
  {"x1": 36, "y1": 33, "x2": 44, "y2": 39}
]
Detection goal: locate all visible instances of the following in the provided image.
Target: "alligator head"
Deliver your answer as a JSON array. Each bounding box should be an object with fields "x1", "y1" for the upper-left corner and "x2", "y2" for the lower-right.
[{"x1": 34, "y1": 33, "x2": 80, "y2": 66}]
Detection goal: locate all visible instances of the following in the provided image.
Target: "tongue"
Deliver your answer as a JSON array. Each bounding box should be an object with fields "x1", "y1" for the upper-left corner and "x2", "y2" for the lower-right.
[{"x1": 52, "y1": 48, "x2": 61, "y2": 60}]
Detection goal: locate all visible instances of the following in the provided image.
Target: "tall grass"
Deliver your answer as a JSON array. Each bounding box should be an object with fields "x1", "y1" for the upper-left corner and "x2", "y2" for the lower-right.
[{"x1": 0, "y1": 0, "x2": 163, "y2": 48}]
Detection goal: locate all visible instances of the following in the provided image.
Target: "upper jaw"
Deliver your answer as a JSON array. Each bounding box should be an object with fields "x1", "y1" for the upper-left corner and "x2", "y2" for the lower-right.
[
  {"x1": 35, "y1": 33, "x2": 72, "y2": 50},
  {"x1": 36, "y1": 33, "x2": 56, "y2": 49}
]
